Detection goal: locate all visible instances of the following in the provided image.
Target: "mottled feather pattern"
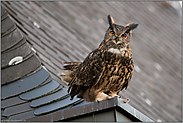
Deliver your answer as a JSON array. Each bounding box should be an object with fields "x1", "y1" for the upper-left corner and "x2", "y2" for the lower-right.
[
  {"x1": 63, "y1": 62, "x2": 81, "y2": 70},
  {"x1": 68, "y1": 50, "x2": 104, "y2": 100},
  {"x1": 61, "y1": 15, "x2": 138, "y2": 102}
]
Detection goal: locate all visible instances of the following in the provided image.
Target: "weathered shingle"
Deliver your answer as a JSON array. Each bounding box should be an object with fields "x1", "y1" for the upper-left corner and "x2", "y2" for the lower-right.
[
  {"x1": 1, "y1": 27, "x2": 23, "y2": 52},
  {"x1": 1, "y1": 14, "x2": 14, "y2": 35},
  {"x1": 1, "y1": 68, "x2": 50, "y2": 99},
  {"x1": 30, "y1": 87, "x2": 68, "y2": 108},
  {"x1": 34, "y1": 95, "x2": 80, "y2": 116},
  {"x1": 1, "y1": 96, "x2": 27, "y2": 109},
  {"x1": 19, "y1": 80, "x2": 60, "y2": 101},
  {"x1": 1, "y1": 42, "x2": 32, "y2": 68},
  {"x1": 8, "y1": 110, "x2": 36, "y2": 121},
  {"x1": 2, "y1": 102, "x2": 33, "y2": 117}
]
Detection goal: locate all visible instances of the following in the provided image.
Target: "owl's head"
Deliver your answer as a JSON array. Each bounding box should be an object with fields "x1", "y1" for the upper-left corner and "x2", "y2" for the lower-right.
[{"x1": 103, "y1": 15, "x2": 138, "y2": 50}]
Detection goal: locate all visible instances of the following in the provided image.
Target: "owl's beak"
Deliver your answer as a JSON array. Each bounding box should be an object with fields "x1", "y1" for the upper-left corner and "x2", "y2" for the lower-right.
[{"x1": 115, "y1": 37, "x2": 119, "y2": 43}]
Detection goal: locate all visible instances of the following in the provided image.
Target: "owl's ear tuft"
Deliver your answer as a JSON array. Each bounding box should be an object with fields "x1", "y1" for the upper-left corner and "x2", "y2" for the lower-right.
[
  {"x1": 125, "y1": 23, "x2": 138, "y2": 33},
  {"x1": 107, "y1": 15, "x2": 115, "y2": 27}
]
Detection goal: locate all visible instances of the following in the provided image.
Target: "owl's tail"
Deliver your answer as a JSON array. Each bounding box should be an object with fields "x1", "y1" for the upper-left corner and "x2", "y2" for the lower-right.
[
  {"x1": 59, "y1": 62, "x2": 81, "y2": 83},
  {"x1": 63, "y1": 62, "x2": 81, "y2": 70}
]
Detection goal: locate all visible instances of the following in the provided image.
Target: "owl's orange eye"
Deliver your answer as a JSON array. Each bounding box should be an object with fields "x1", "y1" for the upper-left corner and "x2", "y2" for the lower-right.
[
  {"x1": 121, "y1": 33, "x2": 127, "y2": 39},
  {"x1": 109, "y1": 31, "x2": 115, "y2": 36}
]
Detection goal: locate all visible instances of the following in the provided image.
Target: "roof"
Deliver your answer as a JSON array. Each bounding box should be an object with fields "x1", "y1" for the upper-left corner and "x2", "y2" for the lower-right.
[
  {"x1": 1, "y1": 1, "x2": 181, "y2": 122},
  {"x1": 1, "y1": 3, "x2": 153, "y2": 122}
]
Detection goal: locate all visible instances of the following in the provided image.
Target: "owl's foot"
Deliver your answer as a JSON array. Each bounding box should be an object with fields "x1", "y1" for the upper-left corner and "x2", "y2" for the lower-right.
[
  {"x1": 106, "y1": 92, "x2": 129, "y2": 103},
  {"x1": 119, "y1": 96, "x2": 130, "y2": 103},
  {"x1": 95, "y1": 92, "x2": 112, "y2": 103},
  {"x1": 122, "y1": 98, "x2": 130, "y2": 103}
]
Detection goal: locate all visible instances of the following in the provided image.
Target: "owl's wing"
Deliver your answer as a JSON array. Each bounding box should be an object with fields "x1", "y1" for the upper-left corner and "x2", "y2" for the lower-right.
[{"x1": 68, "y1": 49, "x2": 105, "y2": 99}]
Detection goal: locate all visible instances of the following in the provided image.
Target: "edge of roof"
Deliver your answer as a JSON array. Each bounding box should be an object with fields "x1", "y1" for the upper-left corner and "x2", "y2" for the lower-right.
[{"x1": 27, "y1": 96, "x2": 154, "y2": 122}]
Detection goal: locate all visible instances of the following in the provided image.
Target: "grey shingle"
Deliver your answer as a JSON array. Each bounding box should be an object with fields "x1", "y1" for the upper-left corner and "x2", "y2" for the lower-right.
[
  {"x1": 34, "y1": 96, "x2": 80, "y2": 116},
  {"x1": 1, "y1": 96, "x2": 27, "y2": 109},
  {"x1": 1, "y1": 42, "x2": 32, "y2": 68},
  {"x1": 1, "y1": 27, "x2": 23, "y2": 52},
  {"x1": 1, "y1": 68, "x2": 50, "y2": 99},
  {"x1": 8, "y1": 110, "x2": 36, "y2": 121},
  {"x1": 2, "y1": 102, "x2": 33, "y2": 117},
  {"x1": 1, "y1": 14, "x2": 15, "y2": 35},
  {"x1": 1, "y1": 3, "x2": 6, "y2": 16},
  {"x1": 19, "y1": 80, "x2": 60, "y2": 101},
  {"x1": 30, "y1": 88, "x2": 68, "y2": 108},
  {"x1": 1, "y1": 54, "x2": 42, "y2": 85}
]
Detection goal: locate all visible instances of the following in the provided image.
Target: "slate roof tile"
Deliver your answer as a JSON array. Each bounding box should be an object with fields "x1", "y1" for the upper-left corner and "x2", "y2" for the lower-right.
[
  {"x1": 2, "y1": 102, "x2": 33, "y2": 117},
  {"x1": 2, "y1": 36, "x2": 26, "y2": 54},
  {"x1": 1, "y1": 9, "x2": 8, "y2": 21},
  {"x1": 42, "y1": 61, "x2": 59, "y2": 75},
  {"x1": 34, "y1": 93, "x2": 80, "y2": 116},
  {"x1": 19, "y1": 80, "x2": 60, "y2": 101},
  {"x1": 1, "y1": 4, "x2": 6, "y2": 16},
  {"x1": 1, "y1": 96, "x2": 27, "y2": 109},
  {"x1": 1, "y1": 27, "x2": 23, "y2": 52},
  {"x1": 30, "y1": 87, "x2": 67, "y2": 108},
  {"x1": 1, "y1": 54, "x2": 42, "y2": 85},
  {"x1": 47, "y1": 70, "x2": 68, "y2": 87},
  {"x1": 1, "y1": 14, "x2": 14, "y2": 35},
  {"x1": 1, "y1": 68, "x2": 50, "y2": 99},
  {"x1": 1, "y1": 42, "x2": 32, "y2": 68},
  {"x1": 8, "y1": 110, "x2": 36, "y2": 121}
]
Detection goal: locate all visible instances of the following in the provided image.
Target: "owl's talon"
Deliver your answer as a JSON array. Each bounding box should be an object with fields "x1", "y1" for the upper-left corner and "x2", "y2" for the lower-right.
[
  {"x1": 97, "y1": 100, "x2": 100, "y2": 103},
  {"x1": 95, "y1": 98, "x2": 100, "y2": 103},
  {"x1": 122, "y1": 98, "x2": 130, "y2": 103},
  {"x1": 118, "y1": 95, "x2": 122, "y2": 98},
  {"x1": 106, "y1": 95, "x2": 112, "y2": 100},
  {"x1": 118, "y1": 96, "x2": 129, "y2": 103},
  {"x1": 108, "y1": 95, "x2": 112, "y2": 98}
]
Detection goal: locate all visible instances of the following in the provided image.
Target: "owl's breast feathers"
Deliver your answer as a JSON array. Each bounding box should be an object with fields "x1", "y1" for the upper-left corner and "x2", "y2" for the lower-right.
[
  {"x1": 66, "y1": 47, "x2": 134, "y2": 101},
  {"x1": 102, "y1": 49, "x2": 134, "y2": 91}
]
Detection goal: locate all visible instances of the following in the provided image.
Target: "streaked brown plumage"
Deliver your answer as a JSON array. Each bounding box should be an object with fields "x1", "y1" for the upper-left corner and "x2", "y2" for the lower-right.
[{"x1": 61, "y1": 15, "x2": 138, "y2": 102}]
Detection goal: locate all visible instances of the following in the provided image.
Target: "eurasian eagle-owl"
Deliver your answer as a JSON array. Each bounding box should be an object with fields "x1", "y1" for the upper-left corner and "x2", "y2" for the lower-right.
[{"x1": 61, "y1": 15, "x2": 138, "y2": 103}]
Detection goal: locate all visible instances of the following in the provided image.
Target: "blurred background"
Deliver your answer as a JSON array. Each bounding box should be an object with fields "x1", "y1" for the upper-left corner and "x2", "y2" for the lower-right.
[{"x1": 2, "y1": 1, "x2": 181, "y2": 122}]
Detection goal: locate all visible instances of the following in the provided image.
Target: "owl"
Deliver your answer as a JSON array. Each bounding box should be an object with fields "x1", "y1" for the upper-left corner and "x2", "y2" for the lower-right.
[{"x1": 61, "y1": 15, "x2": 138, "y2": 103}]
